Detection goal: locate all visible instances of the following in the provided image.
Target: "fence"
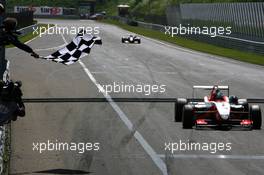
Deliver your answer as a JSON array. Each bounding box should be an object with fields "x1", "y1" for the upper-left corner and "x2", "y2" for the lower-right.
[
  {"x1": 166, "y1": 3, "x2": 264, "y2": 55},
  {"x1": 167, "y1": 3, "x2": 264, "y2": 41}
]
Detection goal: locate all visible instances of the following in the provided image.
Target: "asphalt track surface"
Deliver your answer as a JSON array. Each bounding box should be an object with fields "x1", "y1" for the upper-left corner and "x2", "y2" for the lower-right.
[{"x1": 8, "y1": 19, "x2": 264, "y2": 175}]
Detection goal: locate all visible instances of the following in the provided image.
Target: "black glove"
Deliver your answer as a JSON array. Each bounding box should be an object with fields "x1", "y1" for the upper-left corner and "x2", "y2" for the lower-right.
[{"x1": 31, "y1": 52, "x2": 39, "y2": 58}]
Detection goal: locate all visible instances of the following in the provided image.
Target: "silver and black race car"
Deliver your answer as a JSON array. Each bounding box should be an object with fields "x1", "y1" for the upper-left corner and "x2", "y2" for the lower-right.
[
  {"x1": 175, "y1": 85, "x2": 262, "y2": 130},
  {"x1": 122, "y1": 35, "x2": 141, "y2": 44}
]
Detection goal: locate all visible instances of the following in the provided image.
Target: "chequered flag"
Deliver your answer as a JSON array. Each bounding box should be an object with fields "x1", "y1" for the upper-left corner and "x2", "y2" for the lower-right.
[{"x1": 44, "y1": 32, "x2": 102, "y2": 65}]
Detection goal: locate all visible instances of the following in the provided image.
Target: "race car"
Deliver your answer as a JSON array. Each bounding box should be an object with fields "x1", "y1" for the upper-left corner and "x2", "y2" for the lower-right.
[
  {"x1": 122, "y1": 35, "x2": 141, "y2": 44},
  {"x1": 175, "y1": 85, "x2": 262, "y2": 130}
]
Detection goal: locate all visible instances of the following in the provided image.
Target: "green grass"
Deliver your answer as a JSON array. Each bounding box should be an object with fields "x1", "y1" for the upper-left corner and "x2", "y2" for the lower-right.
[
  {"x1": 102, "y1": 19, "x2": 264, "y2": 66},
  {"x1": 7, "y1": 24, "x2": 53, "y2": 48}
]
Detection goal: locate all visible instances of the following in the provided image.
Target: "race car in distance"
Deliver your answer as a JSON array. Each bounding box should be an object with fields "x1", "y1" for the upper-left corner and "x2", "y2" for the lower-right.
[
  {"x1": 122, "y1": 35, "x2": 141, "y2": 44},
  {"x1": 175, "y1": 85, "x2": 262, "y2": 130}
]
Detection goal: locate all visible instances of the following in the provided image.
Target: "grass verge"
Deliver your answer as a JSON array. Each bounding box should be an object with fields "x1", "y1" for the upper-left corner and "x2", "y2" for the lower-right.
[
  {"x1": 102, "y1": 19, "x2": 264, "y2": 66},
  {"x1": 6, "y1": 24, "x2": 54, "y2": 48}
]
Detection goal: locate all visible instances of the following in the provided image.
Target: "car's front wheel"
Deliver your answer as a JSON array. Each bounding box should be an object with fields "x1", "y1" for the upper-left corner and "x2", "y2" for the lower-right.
[
  {"x1": 175, "y1": 98, "x2": 187, "y2": 122},
  {"x1": 250, "y1": 105, "x2": 262, "y2": 129}
]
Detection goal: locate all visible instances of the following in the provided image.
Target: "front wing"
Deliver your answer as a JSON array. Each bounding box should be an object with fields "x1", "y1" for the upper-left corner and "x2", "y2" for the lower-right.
[{"x1": 193, "y1": 110, "x2": 252, "y2": 129}]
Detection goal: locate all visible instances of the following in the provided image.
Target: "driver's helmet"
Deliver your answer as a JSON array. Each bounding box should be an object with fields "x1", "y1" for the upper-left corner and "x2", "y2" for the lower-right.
[
  {"x1": 229, "y1": 95, "x2": 238, "y2": 104},
  {"x1": 3, "y1": 17, "x2": 18, "y2": 32},
  {"x1": 215, "y1": 89, "x2": 223, "y2": 99}
]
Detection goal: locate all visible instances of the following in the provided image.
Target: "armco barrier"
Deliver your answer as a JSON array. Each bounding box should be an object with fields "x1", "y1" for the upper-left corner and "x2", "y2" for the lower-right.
[
  {"x1": 17, "y1": 24, "x2": 38, "y2": 37},
  {"x1": 137, "y1": 21, "x2": 165, "y2": 33},
  {"x1": 181, "y1": 32, "x2": 264, "y2": 55},
  {"x1": 108, "y1": 16, "x2": 165, "y2": 33}
]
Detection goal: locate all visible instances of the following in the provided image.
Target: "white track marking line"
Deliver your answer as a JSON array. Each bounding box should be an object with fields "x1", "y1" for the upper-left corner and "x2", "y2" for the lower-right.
[
  {"x1": 79, "y1": 59, "x2": 168, "y2": 175},
  {"x1": 60, "y1": 34, "x2": 168, "y2": 175},
  {"x1": 9, "y1": 26, "x2": 55, "y2": 49},
  {"x1": 25, "y1": 26, "x2": 56, "y2": 44},
  {"x1": 25, "y1": 36, "x2": 39, "y2": 44},
  {"x1": 8, "y1": 31, "x2": 39, "y2": 50},
  {"x1": 158, "y1": 154, "x2": 264, "y2": 160},
  {"x1": 35, "y1": 44, "x2": 66, "y2": 51},
  {"x1": 61, "y1": 33, "x2": 68, "y2": 44},
  {"x1": 90, "y1": 71, "x2": 106, "y2": 74},
  {"x1": 140, "y1": 35, "x2": 211, "y2": 56}
]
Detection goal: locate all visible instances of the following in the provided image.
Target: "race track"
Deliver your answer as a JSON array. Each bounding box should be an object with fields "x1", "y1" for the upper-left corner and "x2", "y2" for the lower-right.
[{"x1": 8, "y1": 19, "x2": 264, "y2": 175}]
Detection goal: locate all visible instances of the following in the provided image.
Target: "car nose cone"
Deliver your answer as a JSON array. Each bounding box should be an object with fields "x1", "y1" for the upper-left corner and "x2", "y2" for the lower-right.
[{"x1": 220, "y1": 114, "x2": 229, "y2": 120}]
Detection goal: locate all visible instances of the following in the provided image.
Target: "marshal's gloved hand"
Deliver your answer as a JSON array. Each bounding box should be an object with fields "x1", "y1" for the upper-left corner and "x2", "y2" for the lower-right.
[{"x1": 31, "y1": 51, "x2": 40, "y2": 59}]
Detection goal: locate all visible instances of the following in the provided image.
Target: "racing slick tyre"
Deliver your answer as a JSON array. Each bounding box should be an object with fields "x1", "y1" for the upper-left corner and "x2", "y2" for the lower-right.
[
  {"x1": 182, "y1": 105, "x2": 194, "y2": 129},
  {"x1": 137, "y1": 40, "x2": 141, "y2": 44},
  {"x1": 122, "y1": 38, "x2": 125, "y2": 43},
  {"x1": 250, "y1": 105, "x2": 262, "y2": 129},
  {"x1": 175, "y1": 98, "x2": 187, "y2": 122}
]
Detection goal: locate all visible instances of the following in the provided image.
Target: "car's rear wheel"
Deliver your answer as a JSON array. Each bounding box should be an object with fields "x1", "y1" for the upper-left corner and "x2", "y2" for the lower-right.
[
  {"x1": 182, "y1": 105, "x2": 194, "y2": 129},
  {"x1": 250, "y1": 105, "x2": 262, "y2": 129},
  {"x1": 138, "y1": 40, "x2": 141, "y2": 44},
  {"x1": 175, "y1": 98, "x2": 187, "y2": 122},
  {"x1": 122, "y1": 39, "x2": 125, "y2": 43}
]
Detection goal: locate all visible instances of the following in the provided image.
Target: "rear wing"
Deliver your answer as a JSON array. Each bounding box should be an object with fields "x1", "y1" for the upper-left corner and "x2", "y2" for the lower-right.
[
  {"x1": 192, "y1": 85, "x2": 229, "y2": 98},
  {"x1": 193, "y1": 85, "x2": 229, "y2": 90}
]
